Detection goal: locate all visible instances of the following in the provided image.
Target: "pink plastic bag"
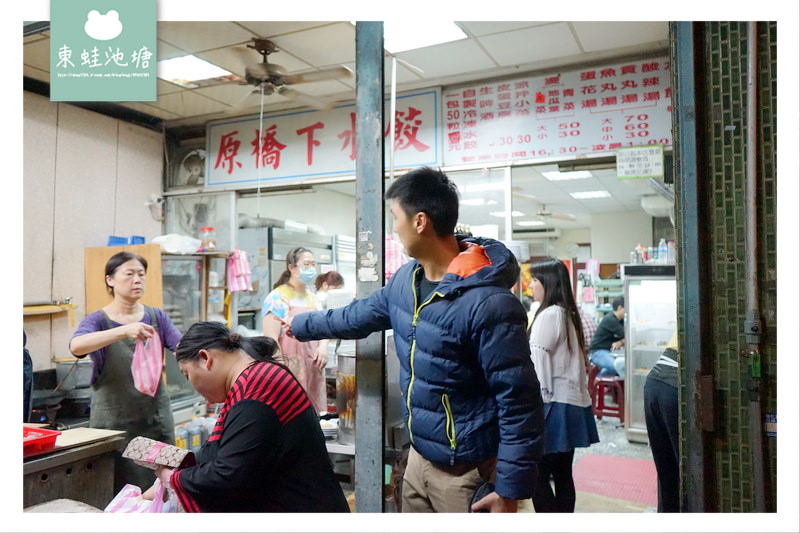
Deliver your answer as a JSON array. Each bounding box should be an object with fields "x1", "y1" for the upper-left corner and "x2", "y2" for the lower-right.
[
  {"x1": 104, "y1": 480, "x2": 178, "y2": 513},
  {"x1": 132, "y1": 333, "x2": 163, "y2": 397}
]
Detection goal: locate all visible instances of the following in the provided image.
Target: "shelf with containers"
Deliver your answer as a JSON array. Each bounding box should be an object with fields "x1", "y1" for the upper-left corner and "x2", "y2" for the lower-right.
[{"x1": 161, "y1": 251, "x2": 230, "y2": 423}]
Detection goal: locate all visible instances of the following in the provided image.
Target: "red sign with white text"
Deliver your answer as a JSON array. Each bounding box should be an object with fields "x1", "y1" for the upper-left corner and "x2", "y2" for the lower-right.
[{"x1": 442, "y1": 57, "x2": 672, "y2": 166}]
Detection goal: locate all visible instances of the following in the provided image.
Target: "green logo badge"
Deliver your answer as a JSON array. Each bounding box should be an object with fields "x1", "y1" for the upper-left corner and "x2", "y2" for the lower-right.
[{"x1": 50, "y1": 0, "x2": 156, "y2": 102}]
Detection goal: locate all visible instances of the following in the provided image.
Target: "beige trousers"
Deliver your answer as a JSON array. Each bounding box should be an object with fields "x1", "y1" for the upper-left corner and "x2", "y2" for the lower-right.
[{"x1": 401, "y1": 446, "x2": 496, "y2": 513}]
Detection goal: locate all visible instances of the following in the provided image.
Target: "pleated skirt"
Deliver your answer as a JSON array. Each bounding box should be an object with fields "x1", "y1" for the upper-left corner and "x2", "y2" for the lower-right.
[{"x1": 542, "y1": 402, "x2": 600, "y2": 454}]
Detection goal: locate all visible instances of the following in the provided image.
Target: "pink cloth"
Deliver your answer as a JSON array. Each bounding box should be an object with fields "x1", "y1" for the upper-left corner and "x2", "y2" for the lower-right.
[
  {"x1": 227, "y1": 248, "x2": 253, "y2": 292},
  {"x1": 385, "y1": 234, "x2": 407, "y2": 281}
]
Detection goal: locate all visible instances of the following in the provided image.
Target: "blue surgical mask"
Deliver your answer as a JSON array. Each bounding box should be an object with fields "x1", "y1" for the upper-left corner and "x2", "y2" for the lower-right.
[{"x1": 298, "y1": 268, "x2": 317, "y2": 286}]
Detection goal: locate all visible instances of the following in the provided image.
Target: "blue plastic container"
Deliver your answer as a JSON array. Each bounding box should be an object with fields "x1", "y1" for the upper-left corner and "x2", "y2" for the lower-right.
[{"x1": 107, "y1": 235, "x2": 146, "y2": 246}]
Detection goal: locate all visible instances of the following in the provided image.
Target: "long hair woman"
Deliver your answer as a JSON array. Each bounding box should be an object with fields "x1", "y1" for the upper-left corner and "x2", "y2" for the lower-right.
[
  {"x1": 152, "y1": 321, "x2": 349, "y2": 513},
  {"x1": 528, "y1": 258, "x2": 599, "y2": 512},
  {"x1": 261, "y1": 247, "x2": 328, "y2": 414}
]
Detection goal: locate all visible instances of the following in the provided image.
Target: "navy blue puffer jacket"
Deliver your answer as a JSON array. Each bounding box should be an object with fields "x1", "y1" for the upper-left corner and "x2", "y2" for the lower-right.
[{"x1": 293, "y1": 236, "x2": 544, "y2": 499}]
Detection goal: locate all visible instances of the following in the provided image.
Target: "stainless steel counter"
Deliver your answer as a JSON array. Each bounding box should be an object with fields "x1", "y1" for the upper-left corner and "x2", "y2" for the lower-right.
[{"x1": 24, "y1": 434, "x2": 126, "y2": 509}]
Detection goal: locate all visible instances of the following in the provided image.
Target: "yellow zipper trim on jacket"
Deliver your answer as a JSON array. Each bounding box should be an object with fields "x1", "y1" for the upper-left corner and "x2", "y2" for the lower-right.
[
  {"x1": 406, "y1": 267, "x2": 445, "y2": 445},
  {"x1": 441, "y1": 393, "x2": 457, "y2": 451}
]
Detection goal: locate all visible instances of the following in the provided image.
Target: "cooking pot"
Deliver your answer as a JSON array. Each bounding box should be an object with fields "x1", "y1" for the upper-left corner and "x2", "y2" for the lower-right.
[{"x1": 31, "y1": 389, "x2": 65, "y2": 409}]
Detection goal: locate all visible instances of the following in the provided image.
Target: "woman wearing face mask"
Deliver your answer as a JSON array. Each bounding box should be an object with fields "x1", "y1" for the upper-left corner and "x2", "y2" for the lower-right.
[{"x1": 261, "y1": 247, "x2": 328, "y2": 414}]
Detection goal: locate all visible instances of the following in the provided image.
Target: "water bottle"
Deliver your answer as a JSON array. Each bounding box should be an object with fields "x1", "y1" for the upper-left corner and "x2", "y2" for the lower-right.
[
  {"x1": 188, "y1": 419, "x2": 202, "y2": 454},
  {"x1": 197, "y1": 416, "x2": 210, "y2": 444},
  {"x1": 175, "y1": 424, "x2": 189, "y2": 450},
  {"x1": 658, "y1": 238, "x2": 668, "y2": 264}
]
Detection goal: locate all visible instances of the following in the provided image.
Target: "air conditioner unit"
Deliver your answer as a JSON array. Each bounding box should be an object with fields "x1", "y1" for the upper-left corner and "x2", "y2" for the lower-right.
[{"x1": 513, "y1": 227, "x2": 562, "y2": 239}]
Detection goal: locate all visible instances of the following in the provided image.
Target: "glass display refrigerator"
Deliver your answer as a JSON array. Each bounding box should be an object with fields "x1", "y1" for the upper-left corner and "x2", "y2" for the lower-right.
[
  {"x1": 621, "y1": 264, "x2": 677, "y2": 443},
  {"x1": 161, "y1": 252, "x2": 230, "y2": 423}
]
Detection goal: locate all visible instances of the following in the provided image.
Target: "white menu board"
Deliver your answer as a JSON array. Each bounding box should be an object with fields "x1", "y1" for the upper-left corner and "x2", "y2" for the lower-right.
[{"x1": 442, "y1": 57, "x2": 672, "y2": 166}]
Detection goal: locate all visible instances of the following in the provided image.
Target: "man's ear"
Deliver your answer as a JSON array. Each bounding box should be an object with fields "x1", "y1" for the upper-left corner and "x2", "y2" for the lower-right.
[{"x1": 414, "y1": 212, "x2": 428, "y2": 234}]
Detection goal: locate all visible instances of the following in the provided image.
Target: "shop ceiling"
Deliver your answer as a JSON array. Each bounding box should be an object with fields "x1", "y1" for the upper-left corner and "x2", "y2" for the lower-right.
[{"x1": 23, "y1": 20, "x2": 671, "y2": 230}]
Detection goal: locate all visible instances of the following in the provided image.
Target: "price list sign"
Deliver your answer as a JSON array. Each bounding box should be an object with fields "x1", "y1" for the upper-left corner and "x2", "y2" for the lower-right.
[{"x1": 442, "y1": 57, "x2": 672, "y2": 166}]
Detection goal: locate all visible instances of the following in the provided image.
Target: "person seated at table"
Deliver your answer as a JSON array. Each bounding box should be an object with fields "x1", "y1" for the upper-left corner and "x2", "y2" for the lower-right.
[{"x1": 588, "y1": 297, "x2": 625, "y2": 377}]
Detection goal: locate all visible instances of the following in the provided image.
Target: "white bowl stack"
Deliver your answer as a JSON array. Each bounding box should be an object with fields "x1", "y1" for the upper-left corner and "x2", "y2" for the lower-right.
[{"x1": 320, "y1": 418, "x2": 338, "y2": 439}]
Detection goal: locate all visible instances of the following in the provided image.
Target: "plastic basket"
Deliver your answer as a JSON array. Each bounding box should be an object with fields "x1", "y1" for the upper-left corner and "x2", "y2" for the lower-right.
[{"x1": 23, "y1": 426, "x2": 62, "y2": 458}]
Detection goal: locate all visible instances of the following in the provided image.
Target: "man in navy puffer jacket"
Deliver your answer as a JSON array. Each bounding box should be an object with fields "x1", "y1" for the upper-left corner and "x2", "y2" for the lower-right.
[{"x1": 291, "y1": 167, "x2": 544, "y2": 512}]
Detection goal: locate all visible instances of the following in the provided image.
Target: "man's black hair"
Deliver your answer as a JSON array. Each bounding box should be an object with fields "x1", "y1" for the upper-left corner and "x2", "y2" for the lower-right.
[
  {"x1": 612, "y1": 296, "x2": 625, "y2": 311},
  {"x1": 385, "y1": 166, "x2": 459, "y2": 237}
]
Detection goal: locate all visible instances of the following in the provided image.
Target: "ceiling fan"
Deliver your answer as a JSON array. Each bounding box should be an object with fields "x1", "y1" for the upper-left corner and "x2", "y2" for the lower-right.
[
  {"x1": 231, "y1": 37, "x2": 353, "y2": 111},
  {"x1": 536, "y1": 203, "x2": 576, "y2": 222}
]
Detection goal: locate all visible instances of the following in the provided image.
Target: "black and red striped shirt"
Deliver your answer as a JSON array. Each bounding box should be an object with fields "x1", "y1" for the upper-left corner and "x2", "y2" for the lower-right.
[{"x1": 170, "y1": 361, "x2": 348, "y2": 513}]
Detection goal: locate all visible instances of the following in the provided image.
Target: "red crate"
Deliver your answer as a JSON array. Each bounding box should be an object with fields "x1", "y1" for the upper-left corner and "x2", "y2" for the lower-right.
[{"x1": 23, "y1": 426, "x2": 62, "y2": 458}]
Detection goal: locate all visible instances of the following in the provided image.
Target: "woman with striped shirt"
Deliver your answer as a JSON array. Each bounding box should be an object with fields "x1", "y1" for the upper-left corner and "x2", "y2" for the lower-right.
[{"x1": 149, "y1": 322, "x2": 348, "y2": 513}]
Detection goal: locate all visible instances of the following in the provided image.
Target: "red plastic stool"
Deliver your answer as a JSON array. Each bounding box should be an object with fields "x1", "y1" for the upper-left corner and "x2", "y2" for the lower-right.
[{"x1": 589, "y1": 364, "x2": 625, "y2": 423}]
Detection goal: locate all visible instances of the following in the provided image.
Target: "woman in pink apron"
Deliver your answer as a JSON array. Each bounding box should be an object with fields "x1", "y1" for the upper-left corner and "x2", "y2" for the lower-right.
[{"x1": 261, "y1": 247, "x2": 329, "y2": 414}]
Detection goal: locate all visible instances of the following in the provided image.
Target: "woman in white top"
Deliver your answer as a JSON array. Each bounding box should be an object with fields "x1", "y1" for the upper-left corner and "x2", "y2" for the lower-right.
[{"x1": 528, "y1": 257, "x2": 599, "y2": 513}]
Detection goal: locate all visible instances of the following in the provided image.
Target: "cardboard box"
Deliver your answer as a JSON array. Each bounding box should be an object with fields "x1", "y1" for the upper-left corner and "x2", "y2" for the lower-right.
[{"x1": 122, "y1": 436, "x2": 196, "y2": 470}]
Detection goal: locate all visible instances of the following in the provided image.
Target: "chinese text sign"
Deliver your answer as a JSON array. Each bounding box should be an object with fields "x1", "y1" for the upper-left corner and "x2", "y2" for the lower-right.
[
  {"x1": 616, "y1": 145, "x2": 665, "y2": 179},
  {"x1": 442, "y1": 57, "x2": 672, "y2": 166},
  {"x1": 205, "y1": 90, "x2": 440, "y2": 187}
]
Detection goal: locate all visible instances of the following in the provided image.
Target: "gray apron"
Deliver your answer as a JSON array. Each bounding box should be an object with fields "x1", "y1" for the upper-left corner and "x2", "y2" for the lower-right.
[{"x1": 91, "y1": 306, "x2": 175, "y2": 493}]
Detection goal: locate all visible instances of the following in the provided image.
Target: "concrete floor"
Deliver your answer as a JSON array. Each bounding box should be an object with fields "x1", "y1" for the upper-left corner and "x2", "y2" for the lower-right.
[
  {"x1": 574, "y1": 415, "x2": 657, "y2": 513},
  {"x1": 515, "y1": 414, "x2": 657, "y2": 513},
  {"x1": 346, "y1": 414, "x2": 658, "y2": 513}
]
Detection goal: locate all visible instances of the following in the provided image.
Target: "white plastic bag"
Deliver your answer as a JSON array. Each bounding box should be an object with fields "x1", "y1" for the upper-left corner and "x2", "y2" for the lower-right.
[{"x1": 151, "y1": 233, "x2": 202, "y2": 254}]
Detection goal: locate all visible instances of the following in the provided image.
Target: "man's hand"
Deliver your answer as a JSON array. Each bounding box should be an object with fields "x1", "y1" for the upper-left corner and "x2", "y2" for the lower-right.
[
  {"x1": 611, "y1": 339, "x2": 625, "y2": 350},
  {"x1": 470, "y1": 491, "x2": 518, "y2": 513}
]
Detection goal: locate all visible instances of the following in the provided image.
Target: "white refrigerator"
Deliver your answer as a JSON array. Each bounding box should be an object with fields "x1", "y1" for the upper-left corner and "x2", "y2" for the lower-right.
[{"x1": 621, "y1": 264, "x2": 677, "y2": 443}]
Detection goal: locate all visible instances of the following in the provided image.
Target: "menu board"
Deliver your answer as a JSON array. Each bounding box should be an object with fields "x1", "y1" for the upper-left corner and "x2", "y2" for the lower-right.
[{"x1": 442, "y1": 56, "x2": 672, "y2": 166}]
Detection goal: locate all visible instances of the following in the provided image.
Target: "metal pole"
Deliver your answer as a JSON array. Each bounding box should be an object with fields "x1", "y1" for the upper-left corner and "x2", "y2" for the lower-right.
[
  {"x1": 353, "y1": 21, "x2": 386, "y2": 513},
  {"x1": 673, "y1": 21, "x2": 711, "y2": 512},
  {"x1": 744, "y1": 20, "x2": 766, "y2": 513}
]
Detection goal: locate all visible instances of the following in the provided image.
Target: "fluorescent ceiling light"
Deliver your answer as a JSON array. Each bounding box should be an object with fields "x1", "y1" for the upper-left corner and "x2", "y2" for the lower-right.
[
  {"x1": 460, "y1": 198, "x2": 498, "y2": 206},
  {"x1": 157, "y1": 55, "x2": 234, "y2": 88},
  {"x1": 459, "y1": 182, "x2": 505, "y2": 193},
  {"x1": 382, "y1": 21, "x2": 467, "y2": 53},
  {"x1": 570, "y1": 190, "x2": 612, "y2": 199},
  {"x1": 542, "y1": 170, "x2": 593, "y2": 181},
  {"x1": 489, "y1": 210, "x2": 525, "y2": 218},
  {"x1": 516, "y1": 220, "x2": 546, "y2": 227}
]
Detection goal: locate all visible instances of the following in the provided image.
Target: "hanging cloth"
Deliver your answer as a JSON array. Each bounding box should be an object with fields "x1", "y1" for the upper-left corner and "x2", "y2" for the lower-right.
[{"x1": 226, "y1": 248, "x2": 253, "y2": 292}]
